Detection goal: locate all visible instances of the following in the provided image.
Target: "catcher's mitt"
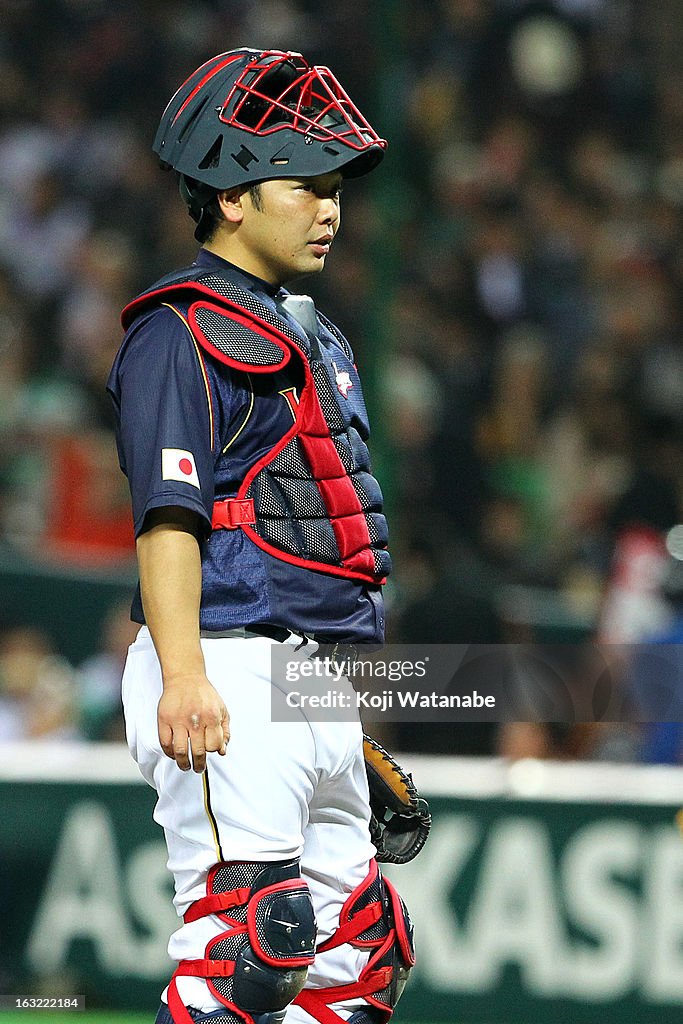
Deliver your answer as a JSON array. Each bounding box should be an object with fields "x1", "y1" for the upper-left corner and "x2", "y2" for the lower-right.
[{"x1": 363, "y1": 734, "x2": 431, "y2": 864}]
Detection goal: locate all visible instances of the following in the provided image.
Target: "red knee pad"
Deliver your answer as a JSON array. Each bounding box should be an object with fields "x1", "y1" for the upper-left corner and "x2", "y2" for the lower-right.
[
  {"x1": 295, "y1": 859, "x2": 414, "y2": 1024},
  {"x1": 168, "y1": 858, "x2": 316, "y2": 1024}
]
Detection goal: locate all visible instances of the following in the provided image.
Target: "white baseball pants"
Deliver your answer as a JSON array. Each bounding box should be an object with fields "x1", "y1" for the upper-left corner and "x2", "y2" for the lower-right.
[{"x1": 122, "y1": 627, "x2": 375, "y2": 1023}]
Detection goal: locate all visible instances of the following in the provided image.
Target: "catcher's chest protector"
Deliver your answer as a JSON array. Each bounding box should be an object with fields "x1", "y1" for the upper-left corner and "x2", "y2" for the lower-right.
[{"x1": 122, "y1": 272, "x2": 391, "y2": 585}]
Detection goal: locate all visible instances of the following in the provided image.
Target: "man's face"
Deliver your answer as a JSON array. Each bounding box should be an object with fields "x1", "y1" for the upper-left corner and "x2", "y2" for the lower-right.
[{"x1": 233, "y1": 172, "x2": 342, "y2": 285}]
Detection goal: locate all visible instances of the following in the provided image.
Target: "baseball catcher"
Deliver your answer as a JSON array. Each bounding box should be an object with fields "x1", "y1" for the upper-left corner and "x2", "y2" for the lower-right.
[{"x1": 108, "y1": 48, "x2": 429, "y2": 1024}]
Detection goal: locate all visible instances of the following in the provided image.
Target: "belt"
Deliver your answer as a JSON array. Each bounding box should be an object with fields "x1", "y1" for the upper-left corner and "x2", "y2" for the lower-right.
[
  {"x1": 239, "y1": 625, "x2": 358, "y2": 661},
  {"x1": 245, "y1": 623, "x2": 292, "y2": 642},
  {"x1": 199, "y1": 624, "x2": 292, "y2": 642},
  {"x1": 200, "y1": 624, "x2": 359, "y2": 668}
]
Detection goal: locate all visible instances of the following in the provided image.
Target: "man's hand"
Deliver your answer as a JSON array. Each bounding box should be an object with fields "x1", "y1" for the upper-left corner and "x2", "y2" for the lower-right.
[
  {"x1": 158, "y1": 673, "x2": 230, "y2": 773},
  {"x1": 136, "y1": 507, "x2": 229, "y2": 774}
]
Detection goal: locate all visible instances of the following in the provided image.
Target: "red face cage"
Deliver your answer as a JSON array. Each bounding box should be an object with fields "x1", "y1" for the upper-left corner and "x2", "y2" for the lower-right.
[{"x1": 219, "y1": 52, "x2": 387, "y2": 154}]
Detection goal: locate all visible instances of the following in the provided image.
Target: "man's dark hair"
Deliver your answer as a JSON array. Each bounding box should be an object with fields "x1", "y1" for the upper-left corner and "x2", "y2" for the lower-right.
[{"x1": 198, "y1": 183, "x2": 264, "y2": 243}]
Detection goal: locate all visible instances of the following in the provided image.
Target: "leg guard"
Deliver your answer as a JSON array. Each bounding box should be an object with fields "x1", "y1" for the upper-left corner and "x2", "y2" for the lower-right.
[
  {"x1": 168, "y1": 858, "x2": 316, "y2": 1024},
  {"x1": 294, "y1": 860, "x2": 414, "y2": 1024}
]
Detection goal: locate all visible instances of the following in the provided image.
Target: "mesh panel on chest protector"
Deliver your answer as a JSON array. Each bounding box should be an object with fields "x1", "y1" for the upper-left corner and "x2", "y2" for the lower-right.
[
  {"x1": 311, "y1": 364, "x2": 346, "y2": 430},
  {"x1": 255, "y1": 517, "x2": 302, "y2": 558},
  {"x1": 347, "y1": 426, "x2": 372, "y2": 467},
  {"x1": 317, "y1": 311, "x2": 354, "y2": 359},
  {"x1": 333, "y1": 435, "x2": 355, "y2": 472},
  {"x1": 194, "y1": 306, "x2": 286, "y2": 365},
  {"x1": 196, "y1": 858, "x2": 315, "y2": 1017},
  {"x1": 262, "y1": 524, "x2": 299, "y2": 557},
  {"x1": 374, "y1": 549, "x2": 392, "y2": 577},
  {"x1": 366, "y1": 516, "x2": 380, "y2": 544},
  {"x1": 268, "y1": 438, "x2": 311, "y2": 479},
  {"x1": 200, "y1": 275, "x2": 308, "y2": 356},
  {"x1": 351, "y1": 473, "x2": 383, "y2": 512},
  {"x1": 298, "y1": 517, "x2": 342, "y2": 563},
  {"x1": 351, "y1": 474, "x2": 389, "y2": 554},
  {"x1": 250, "y1": 472, "x2": 291, "y2": 518},
  {"x1": 247, "y1": 474, "x2": 343, "y2": 565},
  {"x1": 253, "y1": 505, "x2": 342, "y2": 565},
  {"x1": 366, "y1": 514, "x2": 389, "y2": 548},
  {"x1": 276, "y1": 477, "x2": 328, "y2": 518}
]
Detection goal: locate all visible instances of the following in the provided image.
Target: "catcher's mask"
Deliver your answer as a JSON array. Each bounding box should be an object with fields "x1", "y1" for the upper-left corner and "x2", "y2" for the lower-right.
[{"x1": 154, "y1": 48, "x2": 387, "y2": 239}]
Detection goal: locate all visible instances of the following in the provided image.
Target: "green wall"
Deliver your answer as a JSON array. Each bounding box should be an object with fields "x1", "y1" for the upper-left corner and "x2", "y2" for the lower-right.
[{"x1": 3, "y1": 777, "x2": 683, "y2": 1022}]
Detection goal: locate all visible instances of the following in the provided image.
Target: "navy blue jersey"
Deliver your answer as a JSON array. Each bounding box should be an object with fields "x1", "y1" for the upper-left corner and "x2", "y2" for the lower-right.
[{"x1": 107, "y1": 249, "x2": 386, "y2": 643}]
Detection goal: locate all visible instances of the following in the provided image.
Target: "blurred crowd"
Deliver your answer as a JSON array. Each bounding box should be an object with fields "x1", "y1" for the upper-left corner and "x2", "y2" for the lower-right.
[{"x1": 2, "y1": 0, "x2": 683, "y2": 761}]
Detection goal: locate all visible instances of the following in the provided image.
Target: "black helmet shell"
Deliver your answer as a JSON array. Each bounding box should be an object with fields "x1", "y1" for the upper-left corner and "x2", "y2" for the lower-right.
[{"x1": 154, "y1": 48, "x2": 387, "y2": 194}]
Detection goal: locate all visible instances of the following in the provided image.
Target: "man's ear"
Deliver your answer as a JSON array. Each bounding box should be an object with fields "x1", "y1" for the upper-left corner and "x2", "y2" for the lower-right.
[{"x1": 216, "y1": 188, "x2": 245, "y2": 224}]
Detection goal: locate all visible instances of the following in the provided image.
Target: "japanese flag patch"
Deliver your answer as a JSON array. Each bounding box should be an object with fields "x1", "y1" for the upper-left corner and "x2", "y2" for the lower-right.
[{"x1": 161, "y1": 448, "x2": 200, "y2": 488}]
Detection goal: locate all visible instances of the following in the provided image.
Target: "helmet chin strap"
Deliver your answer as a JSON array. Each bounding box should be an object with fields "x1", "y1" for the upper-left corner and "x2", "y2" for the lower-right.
[
  {"x1": 192, "y1": 208, "x2": 213, "y2": 243},
  {"x1": 178, "y1": 175, "x2": 219, "y2": 240}
]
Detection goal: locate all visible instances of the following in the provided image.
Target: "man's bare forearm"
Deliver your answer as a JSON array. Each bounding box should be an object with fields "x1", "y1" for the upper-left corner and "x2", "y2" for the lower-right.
[
  {"x1": 136, "y1": 507, "x2": 229, "y2": 771},
  {"x1": 137, "y1": 507, "x2": 206, "y2": 681}
]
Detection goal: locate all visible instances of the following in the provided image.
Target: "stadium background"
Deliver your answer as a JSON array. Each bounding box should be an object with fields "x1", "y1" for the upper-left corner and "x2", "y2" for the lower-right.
[{"x1": 3, "y1": 0, "x2": 683, "y2": 1021}]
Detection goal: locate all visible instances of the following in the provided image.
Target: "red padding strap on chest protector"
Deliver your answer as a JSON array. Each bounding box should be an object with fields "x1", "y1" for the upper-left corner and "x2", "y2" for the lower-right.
[{"x1": 211, "y1": 498, "x2": 256, "y2": 530}]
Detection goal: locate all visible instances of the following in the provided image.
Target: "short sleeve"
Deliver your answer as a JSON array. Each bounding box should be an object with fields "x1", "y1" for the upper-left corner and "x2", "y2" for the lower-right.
[{"x1": 108, "y1": 306, "x2": 220, "y2": 537}]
